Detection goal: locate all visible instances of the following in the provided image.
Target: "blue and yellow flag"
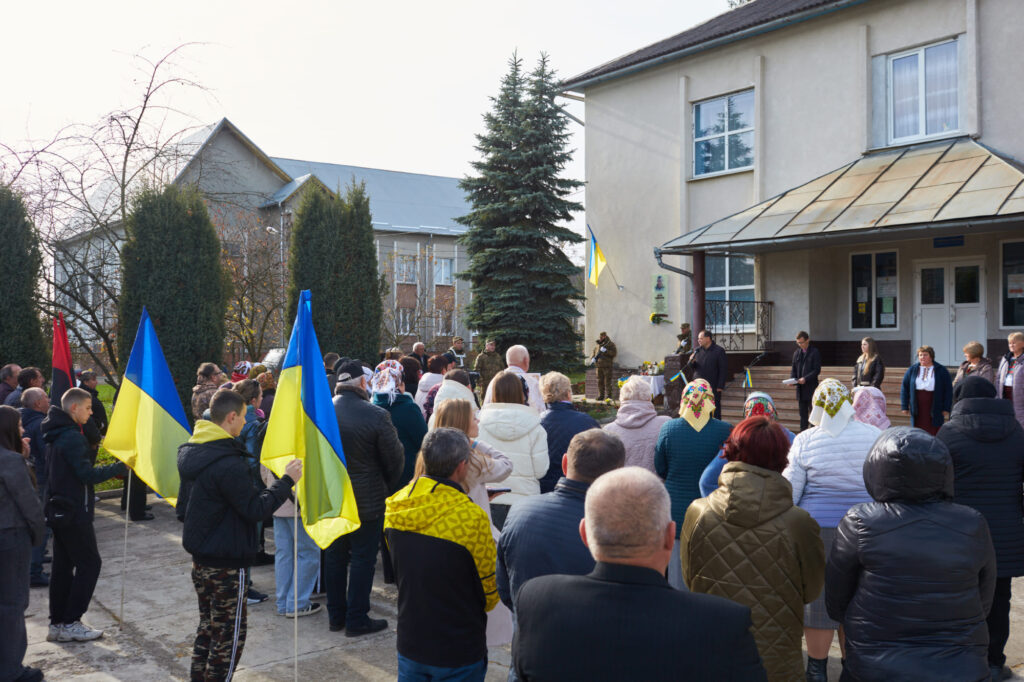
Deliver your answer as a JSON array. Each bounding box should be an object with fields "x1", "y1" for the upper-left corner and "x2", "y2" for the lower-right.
[
  {"x1": 261, "y1": 290, "x2": 360, "y2": 548},
  {"x1": 587, "y1": 224, "x2": 607, "y2": 287},
  {"x1": 104, "y1": 308, "x2": 190, "y2": 506}
]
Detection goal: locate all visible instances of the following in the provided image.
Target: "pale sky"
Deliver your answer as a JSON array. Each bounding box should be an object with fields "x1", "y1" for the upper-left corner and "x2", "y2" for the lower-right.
[{"x1": 3, "y1": 0, "x2": 728, "y2": 239}]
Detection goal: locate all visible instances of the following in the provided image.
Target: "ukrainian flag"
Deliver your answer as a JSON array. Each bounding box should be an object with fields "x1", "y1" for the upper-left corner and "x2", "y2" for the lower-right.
[
  {"x1": 587, "y1": 224, "x2": 607, "y2": 287},
  {"x1": 261, "y1": 290, "x2": 360, "y2": 549},
  {"x1": 104, "y1": 308, "x2": 190, "y2": 506}
]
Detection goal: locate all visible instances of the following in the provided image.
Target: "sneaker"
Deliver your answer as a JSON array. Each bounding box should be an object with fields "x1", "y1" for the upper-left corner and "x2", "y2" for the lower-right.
[
  {"x1": 58, "y1": 621, "x2": 104, "y2": 642},
  {"x1": 345, "y1": 618, "x2": 387, "y2": 638},
  {"x1": 46, "y1": 624, "x2": 63, "y2": 642},
  {"x1": 30, "y1": 573, "x2": 50, "y2": 588},
  {"x1": 284, "y1": 602, "x2": 322, "y2": 618},
  {"x1": 246, "y1": 588, "x2": 268, "y2": 605}
]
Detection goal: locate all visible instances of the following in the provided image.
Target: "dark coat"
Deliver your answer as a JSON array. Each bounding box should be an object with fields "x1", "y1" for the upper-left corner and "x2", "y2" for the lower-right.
[
  {"x1": 0, "y1": 447, "x2": 45, "y2": 545},
  {"x1": 82, "y1": 384, "x2": 108, "y2": 442},
  {"x1": 496, "y1": 477, "x2": 594, "y2": 609},
  {"x1": 826, "y1": 427, "x2": 996, "y2": 682},
  {"x1": 537, "y1": 403, "x2": 599, "y2": 493},
  {"x1": 689, "y1": 341, "x2": 729, "y2": 392},
  {"x1": 852, "y1": 356, "x2": 885, "y2": 388},
  {"x1": 513, "y1": 562, "x2": 767, "y2": 682},
  {"x1": 371, "y1": 392, "x2": 427, "y2": 487},
  {"x1": 41, "y1": 405, "x2": 126, "y2": 525},
  {"x1": 790, "y1": 346, "x2": 821, "y2": 401},
  {"x1": 20, "y1": 407, "x2": 47, "y2": 483},
  {"x1": 259, "y1": 388, "x2": 275, "y2": 419},
  {"x1": 937, "y1": 395, "x2": 1024, "y2": 577},
  {"x1": 900, "y1": 362, "x2": 953, "y2": 428},
  {"x1": 333, "y1": 385, "x2": 405, "y2": 520}
]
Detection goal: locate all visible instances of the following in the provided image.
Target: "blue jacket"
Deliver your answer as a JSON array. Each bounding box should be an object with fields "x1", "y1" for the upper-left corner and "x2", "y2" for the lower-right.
[
  {"x1": 371, "y1": 392, "x2": 427, "y2": 487},
  {"x1": 237, "y1": 404, "x2": 265, "y2": 486},
  {"x1": 497, "y1": 477, "x2": 594, "y2": 610},
  {"x1": 698, "y1": 425, "x2": 795, "y2": 497},
  {"x1": 900, "y1": 362, "x2": 953, "y2": 428},
  {"x1": 538, "y1": 403, "x2": 600, "y2": 493},
  {"x1": 655, "y1": 417, "x2": 732, "y2": 537},
  {"x1": 21, "y1": 407, "x2": 47, "y2": 482}
]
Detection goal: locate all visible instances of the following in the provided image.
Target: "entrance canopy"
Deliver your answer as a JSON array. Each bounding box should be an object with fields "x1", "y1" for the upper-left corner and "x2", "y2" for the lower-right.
[{"x1": 660, "y1": 137, "x2": 1024, "y2": 256}]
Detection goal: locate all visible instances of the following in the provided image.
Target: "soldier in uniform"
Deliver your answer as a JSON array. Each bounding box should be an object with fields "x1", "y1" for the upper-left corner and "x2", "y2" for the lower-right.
[
  {"x1": 592, "y1": 332, "x2": 618, "y2": 401},
  {"x1": 473, "y1": 339, "x2": 505, "y2": 398}
]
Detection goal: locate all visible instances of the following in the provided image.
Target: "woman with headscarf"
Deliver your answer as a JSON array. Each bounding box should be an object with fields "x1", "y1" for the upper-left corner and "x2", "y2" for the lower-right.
[
  {"x1": 851, "y1": 386, "x2": 890, "y2": 430},
  {"x1": 231, "y1": 360, "x2": 253, "y2": 383},
  {"x1": 852, "y1": 336, "x2": 885, "y2": 388},
  {"x1": 698, "y1": 392, "x2": 793, "y2": 497},
  {"x1": 900, "y1": 345, "x2": 953, "y2": 435},
  {"x1": 782, "y1": 378, "x2": 880, "y2": 681},
  {"x1": 369, "y1": 359, "x2": 427, "y2": 487},
  {"x1": 938, "y1": 376, "x2": 1024, "y2": 680},
  {"x1": 655, "y1": 379, "x2": 732, "y2": 590}
]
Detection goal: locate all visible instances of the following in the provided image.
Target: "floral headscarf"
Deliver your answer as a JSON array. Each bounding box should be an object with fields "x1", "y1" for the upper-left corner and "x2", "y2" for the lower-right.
[
  {"x1": 809, "y1": 378, "x2": 856, "y2": 437},
  {"x1": 680, "y1": 379, "x2": 716, "y2": 432},
  {"x1": 743, "y1": 392, "x2": 776, "y2": 420},
  {"x1": 852, "y1": 386, "x2": 889, "y2": 430},
  {"x1": 371, "y1": 360, "x2": 404, "y2": 404},
  {"x1": 231, "y1": 361, "x2": 252, "y2": 383}
]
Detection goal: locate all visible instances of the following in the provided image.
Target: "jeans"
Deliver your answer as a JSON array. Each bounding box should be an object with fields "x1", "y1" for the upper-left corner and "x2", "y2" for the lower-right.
[
  {"x1": 49, "y1": 522, "x2": 102, "y2": 624},
  {"x1": 397, "y1": 654, "x2": 487, "y2": 682},
  {"x1": 988, "y1": 577, "x2": 1012, "y2": 666},
  {"x1": 325, "y1": 516, "x2": 383, "y2": 628},
  {"x1": 273, "y1": 516, "x2": 320, "y2": 614}
]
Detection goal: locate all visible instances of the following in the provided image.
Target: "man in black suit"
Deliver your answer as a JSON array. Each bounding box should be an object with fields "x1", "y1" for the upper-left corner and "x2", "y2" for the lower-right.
[
  {"x1": 790, "y1": 331, "x2": 822, "y2": 431},
  {"x1": 686, "y1": 329, "x2": 728, "y2": 419},
  {"x1": 512, "y1": 467, "x2": 766, "y2": 682}
]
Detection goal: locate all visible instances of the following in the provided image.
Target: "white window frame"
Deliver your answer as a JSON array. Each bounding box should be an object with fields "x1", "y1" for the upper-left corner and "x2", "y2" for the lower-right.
[
  {"x1": 692, "y1": 89, "x2": 755, "y2": 179},
  {"x1": 848, "y1": 249, "x2": 901, "y2": 332},
  {"x1": 435, "y1": 308, "x2": 455, "y2": 337},
  {"x1": 999, "y1": 238, "x2": 1024, "y2": 330},
  {"x1": 886, "y1": 38, "x2": 960, "y2": 145},
  {"x1": 434, "y1": 257, "x2": 454, "y2": 286},
  {"x1": 396, "y1": 255, "x2": 418, "y2": 284},
  {"x1": 705, "y1": 254, "x2": 756, "y2": 332},
  {"x1": 396, "y1": 307, "x2": 414, "y2": 335}
]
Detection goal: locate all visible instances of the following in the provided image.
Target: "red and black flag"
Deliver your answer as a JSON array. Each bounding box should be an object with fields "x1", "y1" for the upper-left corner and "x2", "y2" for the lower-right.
[{"x1": 51, "y1": 313, "x2": 75, "y2": 401}]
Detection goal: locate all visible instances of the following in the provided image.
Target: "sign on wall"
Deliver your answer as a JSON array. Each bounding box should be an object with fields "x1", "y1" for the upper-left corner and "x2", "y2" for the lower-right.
[{"x1": 652, "y1": 274, "x2": 669, "y2": 315}]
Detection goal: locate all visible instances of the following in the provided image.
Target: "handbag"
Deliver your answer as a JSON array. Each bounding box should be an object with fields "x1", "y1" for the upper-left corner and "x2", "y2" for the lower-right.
[{"x1": 44, "y1": 494, "x2": 78, "y2": 529}]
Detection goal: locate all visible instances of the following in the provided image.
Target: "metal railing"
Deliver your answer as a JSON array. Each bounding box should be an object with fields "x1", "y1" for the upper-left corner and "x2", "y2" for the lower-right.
[{"x1": 705, "y1": 299, "x2": 773, "y2": 352}]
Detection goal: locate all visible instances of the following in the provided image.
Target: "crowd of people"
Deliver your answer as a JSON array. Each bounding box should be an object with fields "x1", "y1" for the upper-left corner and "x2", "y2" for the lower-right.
[{"x1": 1, "y1": 328, "x2": 1022, "y2": 681}]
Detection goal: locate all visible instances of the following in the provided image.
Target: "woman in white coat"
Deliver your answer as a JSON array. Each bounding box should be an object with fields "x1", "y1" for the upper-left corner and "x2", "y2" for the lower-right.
[{"x1": 478, "y1": 370, "x2": 548, "y2": 530}]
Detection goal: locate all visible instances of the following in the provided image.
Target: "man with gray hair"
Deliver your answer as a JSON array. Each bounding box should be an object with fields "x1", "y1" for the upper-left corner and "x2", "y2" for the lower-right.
[
  {"x1": 0, "y1": 363, "x2": 21, "y2": 404},
  {"x1": 484, "y1": 344, "x2": 543, "y2": 414},
  {"x1": 512, "y1": 467, "x2": 766, "y2": 681},
  {"x1": 385, "y1": 427, "x2": 498, "y2": 680}
]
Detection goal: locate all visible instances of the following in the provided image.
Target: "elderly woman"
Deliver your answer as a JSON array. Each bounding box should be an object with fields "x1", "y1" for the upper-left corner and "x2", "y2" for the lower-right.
[
  {"x1": 783, "y1": 378, "x2": 880, "y2": 681},
  {"x1": 655, "y1": 379, "x2": 732, "y2": 590},
  {"x1": 604, "y1": 376, "x2": 670, "y2": 473},
  {"x1": 852, "y1": 336, "x2": 885, "y2": 388},
  {"x1": 953, "y1": 341, "x2": 995, "y2": 388},
  {"x1": 997, "y1": 331, "x2": 1024, "y2": 430},
  {"x1": 682, "y1": 416, "x2": 825, "y2": 682},
  {"x1": 698, "y1": 392, "x2": 793, "y2": 497},
  {"x1": 370, "y1": 360, "x2": 427, "y2": 488},
  {"x1": 851, "y1": 386, "x2": 889, "y2": 430},
  {"x1": 901, "y1": 345, "x2": 953, "y2": 435},
  {"x1": 538, "y1": 372, "x2": 599, "y2": 493}
]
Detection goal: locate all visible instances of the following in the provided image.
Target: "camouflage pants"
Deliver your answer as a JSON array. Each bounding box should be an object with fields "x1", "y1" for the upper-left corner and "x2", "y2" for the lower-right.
[
  {"x1": 191, "y1": 563, "x2": 247, "y2": 682},
  {"x1": 597, "y1": 366, "x2": 613, "y2": 399}
]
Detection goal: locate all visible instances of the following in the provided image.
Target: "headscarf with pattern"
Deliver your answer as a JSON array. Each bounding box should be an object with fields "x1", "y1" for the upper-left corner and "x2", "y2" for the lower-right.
[
  {"x1": 680, "y1": 379, "x2": 716, "y2": 432},
  {"x1": 231, "y1": 360, "x2": 252, "y2": 383},
  {"x1": 371, "y1": 359, "x2": 404, "y2": 405},
  {"x1": 743, "y1": 391, "x2": 777, "y2": 420},
  {"x1": 851, "y1": 386, "x2": 889, "y2": 430},
  {"x1": 809, "y1": 378, "x2": 856, "y2": 437}
]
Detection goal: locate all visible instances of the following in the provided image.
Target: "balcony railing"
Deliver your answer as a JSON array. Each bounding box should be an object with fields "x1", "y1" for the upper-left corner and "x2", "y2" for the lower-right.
[{"x1": 705, "y1": 299, "x2": 773, "y2": 352}]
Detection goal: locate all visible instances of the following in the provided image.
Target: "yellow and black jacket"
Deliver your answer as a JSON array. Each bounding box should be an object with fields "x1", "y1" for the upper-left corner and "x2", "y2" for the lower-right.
[{"x1": 384, "y1": 476, "x2": 498, "y2": 668}]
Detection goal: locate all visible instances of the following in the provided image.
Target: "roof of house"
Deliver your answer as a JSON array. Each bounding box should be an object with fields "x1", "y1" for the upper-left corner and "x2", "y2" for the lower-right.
[
  {"x1": 562, "y1": 0, "x2": 860, "y2": 91},
  {"x1": 659, "y1": 137, "x2": 1024, "y2": 254}
]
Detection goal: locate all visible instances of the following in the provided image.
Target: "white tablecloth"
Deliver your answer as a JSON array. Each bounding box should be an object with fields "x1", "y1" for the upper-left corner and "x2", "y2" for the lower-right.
[{"x1": 637, "y1": 375, "x2": 666, "y2": 397}]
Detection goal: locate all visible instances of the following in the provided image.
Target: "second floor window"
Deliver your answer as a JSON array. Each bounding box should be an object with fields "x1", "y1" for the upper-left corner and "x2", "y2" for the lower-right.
[
  {"x1": 694, "y1": 89, "x2": 754, "y2": 177},
  {"x1": 396, "y1": 255, "x2": 418, "y2": 284},
  {"x1": 434, "y1": 258, "x2": 453, "y2": 285},
  {"x1": 889, "y1": 39, "x2": 958, "y2": 143}
]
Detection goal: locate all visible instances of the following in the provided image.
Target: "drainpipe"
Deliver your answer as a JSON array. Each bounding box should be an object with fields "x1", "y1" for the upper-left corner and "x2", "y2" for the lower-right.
[{"x1": 654, "y1": 246, "x2": 704, "y2": 332}]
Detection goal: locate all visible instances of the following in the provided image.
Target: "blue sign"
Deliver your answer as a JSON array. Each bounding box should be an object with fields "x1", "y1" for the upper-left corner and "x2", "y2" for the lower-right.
[{"x1": 934, "y1": 236, "x2": 964, "y2": 248}]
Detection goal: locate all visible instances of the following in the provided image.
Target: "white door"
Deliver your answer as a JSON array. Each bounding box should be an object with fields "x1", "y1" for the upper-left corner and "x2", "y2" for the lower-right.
[{"x1": 914, "y1": 259, "x2": 986, "y2": 366}]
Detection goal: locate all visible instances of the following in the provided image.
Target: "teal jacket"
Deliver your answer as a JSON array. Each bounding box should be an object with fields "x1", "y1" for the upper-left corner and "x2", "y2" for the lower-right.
[
  {"x1": 371, "y1": 392, "x2": 427, "y2": 487},
  {"x1": 655, "y1": 417, "x2": 732, "y2": 538}
]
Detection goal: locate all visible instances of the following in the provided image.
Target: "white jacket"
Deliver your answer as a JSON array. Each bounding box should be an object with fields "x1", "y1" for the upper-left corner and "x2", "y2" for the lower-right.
[
  {"x1": 426, "y1": 380, "x2": 479, "y2": 428},
  {"x1": 463, "y1": 440, "x2": 513, "y2": 531},
  {"x1": 414, "y1": 372, "x2": 444, "y2": 415},
  {"x1": 782, "y1": 420, "x2": 880, "y2": 528},
  {"x1": 477, "y1": 402, "x2": 548, "y2": 503}
]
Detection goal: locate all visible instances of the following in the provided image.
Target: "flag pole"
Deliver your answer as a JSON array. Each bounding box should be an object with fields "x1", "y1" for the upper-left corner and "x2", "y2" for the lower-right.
[
  {"x1": 119, "y1": 469, "x2": 132, "y2": 630},
  {"x1": 588, "y1": 224, "x2": 624, "y2": 291},
  {"x1": 293, "y1": 509, "x2": 299, "y2": 682}
]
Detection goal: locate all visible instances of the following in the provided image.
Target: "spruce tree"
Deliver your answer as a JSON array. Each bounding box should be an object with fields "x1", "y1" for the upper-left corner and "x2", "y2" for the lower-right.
[
  {"x1": 0, "y1": 186, "x2": 48, "y2": 370},
  {"x1": 457, "y1": 54, "x2": 584, "y2": 371},
  {"x1": 119, "y1": 185, "x2": 229, "y2": 412}
]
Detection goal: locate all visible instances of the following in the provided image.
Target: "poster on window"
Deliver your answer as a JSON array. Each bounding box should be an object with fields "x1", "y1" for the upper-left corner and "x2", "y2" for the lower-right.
[
  {"x1": 652, "y1": 274, "x2": 669, "y2": 315},
  {"x1": 877, "y1": 276, "x2": 898, "y2": 299},
  {"x1": 1008, "y1": 273, "x2": 1024, "y2": 298}
]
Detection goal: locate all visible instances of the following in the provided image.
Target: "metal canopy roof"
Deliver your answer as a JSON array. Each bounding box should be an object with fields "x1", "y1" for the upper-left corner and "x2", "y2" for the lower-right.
[{"x1": 660, "y1": 137, "x2": 1024, "y2": 255}]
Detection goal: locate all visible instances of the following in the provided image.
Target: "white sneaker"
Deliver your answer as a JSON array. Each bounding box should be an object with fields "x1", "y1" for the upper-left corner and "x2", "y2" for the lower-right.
[
  {"x1": 58, "y1": 620, "x2": 104, "y2": 642},
  {"x1": 47, "y1": 624, "x2": 63, "y2": 642},
  {"x1": 284, "y1": 602, "x2": 322, "y2": 618}
]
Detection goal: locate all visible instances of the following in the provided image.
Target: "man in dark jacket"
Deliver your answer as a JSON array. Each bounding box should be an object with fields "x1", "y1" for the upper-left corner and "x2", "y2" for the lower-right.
[
  {"x1": 498, "y1": 429, "x2": 624, "y2": 614},
  {"x1": 177, "y1": 389, "x2": 301, "y2": 682},
  {"x1": 326, "y1": 359, "x2": 404, "y2": 636},
  {"x1": 687, "y1": 330, "x2": 728, "y2": 419},
  {"x1": 513, "y1": 467, "x2": 766, "y2": 681},
  {"x1": 537, "y1": 372, "x2": 600, "y2": 493},
  {"x1": 5, "y1": 367, "x2": 43, "y2": 407},
  {"x1": 790, "y1": 331, "x2": 821, "y2": 431},
  {"x1": 0, "y1": 363, "x2": 20, "y2": 405},
  {"x1": 826, "y1": 427, "x2": 996, "y2": 682},
  {"x1": 21, "y1": 387, "x2": 50, "y2": 587},
  {"x1": 938, "y1": 376, "x2": 1024, "y2": 680},
  {"x1": 410, "y1": 342, "x2": 429, "y2": 374},
  {"x1": 42, "y1": 387, "x2": 127, "y2": 643}
]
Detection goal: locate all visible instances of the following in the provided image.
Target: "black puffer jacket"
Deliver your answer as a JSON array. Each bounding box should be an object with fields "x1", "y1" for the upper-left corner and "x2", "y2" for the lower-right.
[
  {"x1": 176, "y1": 424, "x2": 294, "y2": 568},
  {"x1": 938, "y1": 384, "x2": 1024, "y2": 577},
  {"x1": 826, "y1": 427, "x2": 996, "y2": 682},
  {"x1": 333, "y1": 385, "x2": 404, "y2": 521}
]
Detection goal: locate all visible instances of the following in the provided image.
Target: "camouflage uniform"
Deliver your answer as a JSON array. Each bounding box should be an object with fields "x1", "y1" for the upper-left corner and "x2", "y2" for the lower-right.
[
  {"x1": 473, "y1": 351, "x2": 505, "y2": 397},
  {"x1": 593, "y1": 335, "x2": 618, "y2": 400},
  {"x1": 191, "y1": 564, "x2": 247, "y2": 682}
]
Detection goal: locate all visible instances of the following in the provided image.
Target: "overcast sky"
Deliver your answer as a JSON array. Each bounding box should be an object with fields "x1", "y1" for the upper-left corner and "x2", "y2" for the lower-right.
[{"x1": 2, "y1": 0, "x2": 728, "y2": 246}]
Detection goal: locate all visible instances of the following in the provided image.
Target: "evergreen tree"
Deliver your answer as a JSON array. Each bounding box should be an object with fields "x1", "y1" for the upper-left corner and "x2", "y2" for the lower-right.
[
  {"x1": 457, "y1": 54, "x2": 584, "y2": 371},
  {"x1": 287, "y1": 183, "x2": 382, "y2": 361},
  {"x1": 119, "y1": 185, "x2": 229, "y2": 412},
  {"x1": 0, "y1": 186, "x2": 48, "y2": 370}
]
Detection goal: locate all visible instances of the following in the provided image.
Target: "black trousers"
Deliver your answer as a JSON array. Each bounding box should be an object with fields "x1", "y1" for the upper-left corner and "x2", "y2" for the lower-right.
[
  {"x1": 713, "y1": 390, "x2": 723, "y2": 420},
  {"x1": 989, "y1": 577, "x2": 1012, "y2": 666},
  {"x1": 120, "y1": 471, "x2": 148, "y2": 519},
  {"x1": 49, "y1": 522, "x2": 102, "y2": 625},
  {"x1": 798, "y1": 398, "x2": 812, "y2": 432},
  {"x1": 0, "y1": 527, "x2": 31, "y2": 681}
]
